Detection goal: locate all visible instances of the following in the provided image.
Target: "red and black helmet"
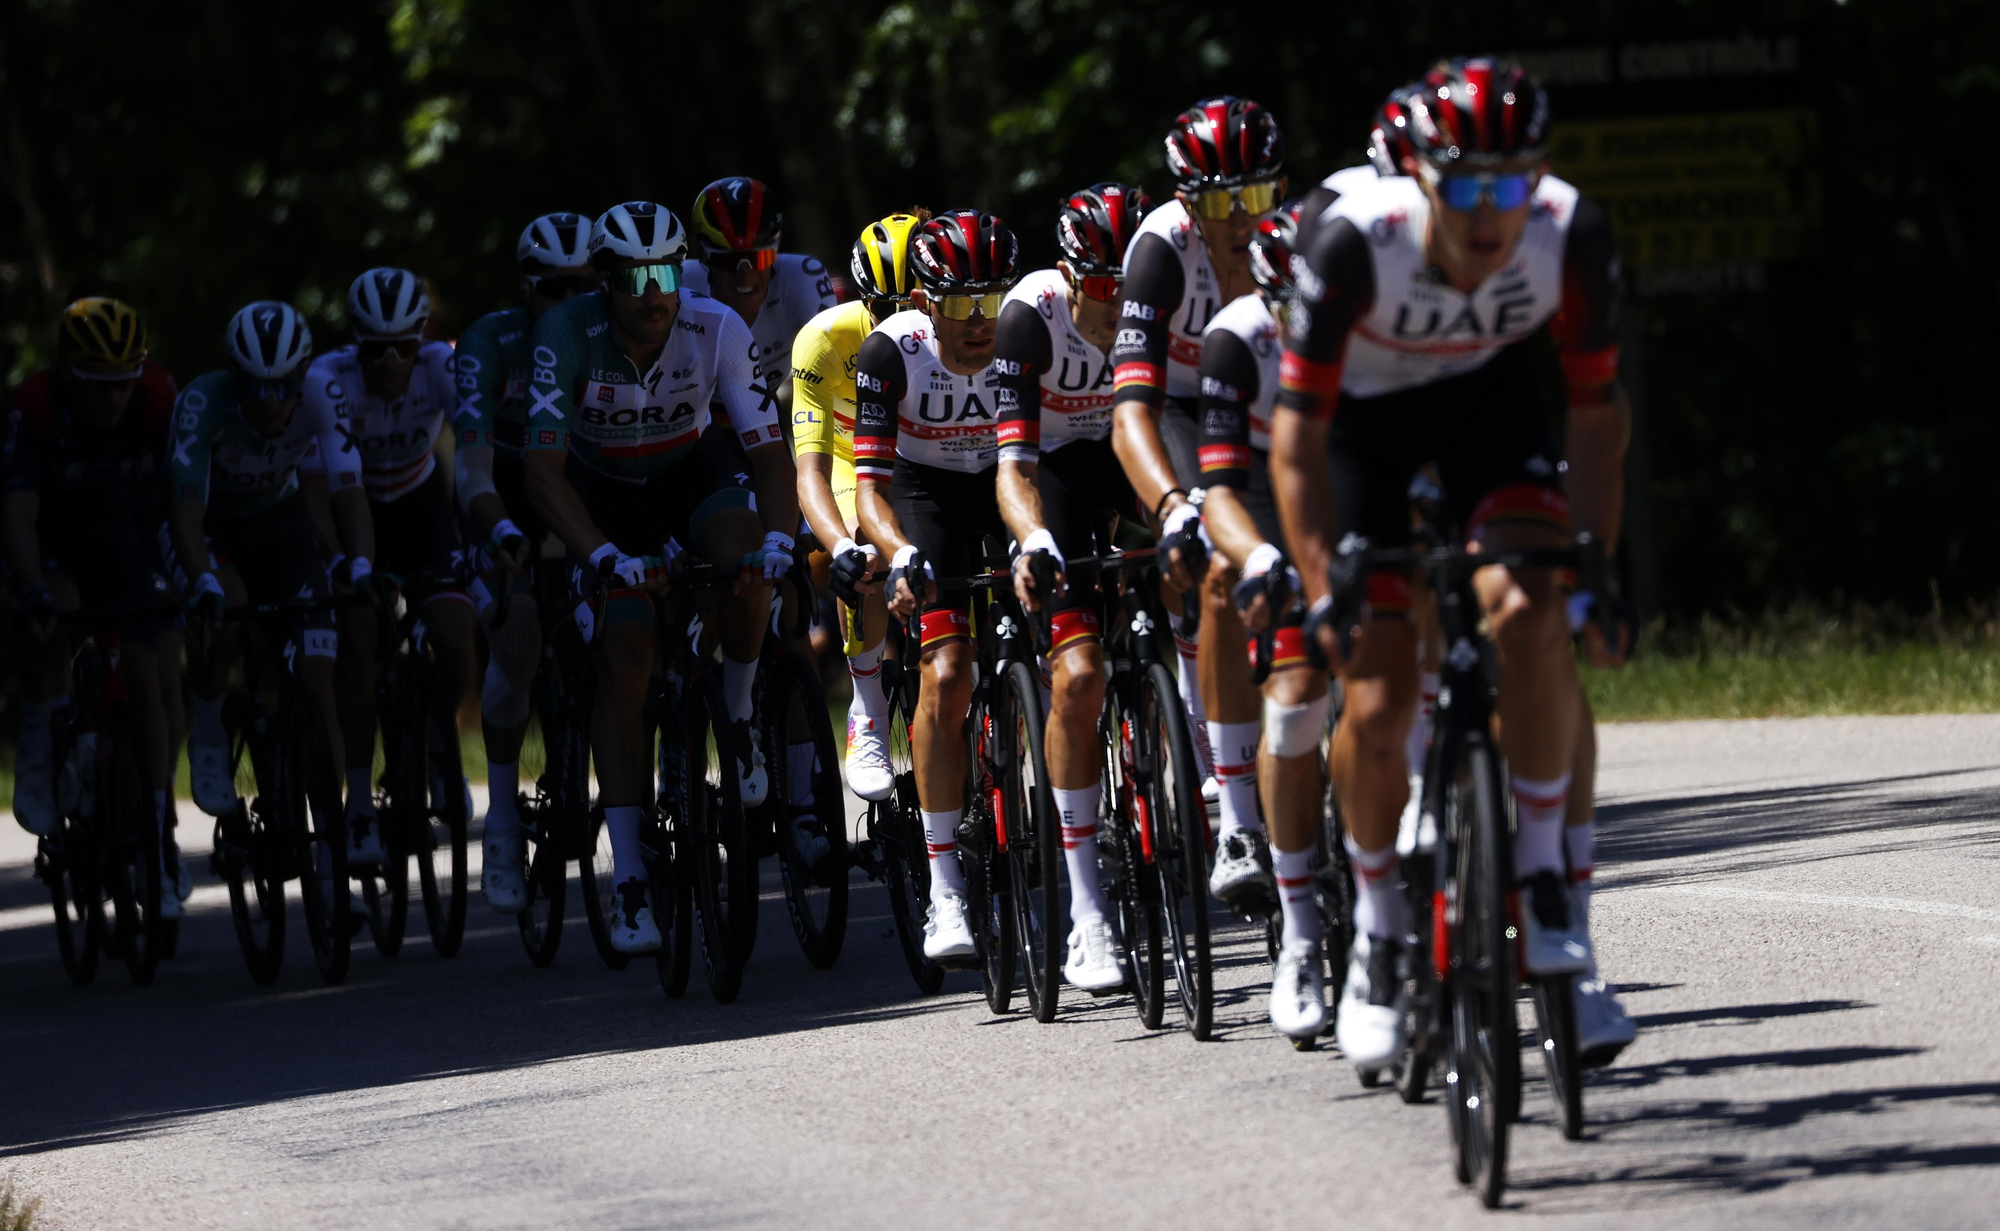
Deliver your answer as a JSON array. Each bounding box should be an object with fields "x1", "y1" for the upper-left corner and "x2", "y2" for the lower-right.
[
  {"x1": 1055, "y1": 182, "x2": 1152, "y2": 277},
  {"x1": 691, "y1": 176, "x2": 783, "y2": 253},
  {"x1": 910, "y1": 209, "x2": 1019, "y2": 292},
  {"x1": 1407, "y1": 57, "x2": 1551, "y2": 167},
  {"x1": 1164, "y1": 96, "x2": 1285, "y2": 190},
  {"x1": 1367, "y1": 84, "x2": 1424, "y2": 177},
  {"x1": 1247, "y1": 198, "x2": 1307, "y2": 300}
]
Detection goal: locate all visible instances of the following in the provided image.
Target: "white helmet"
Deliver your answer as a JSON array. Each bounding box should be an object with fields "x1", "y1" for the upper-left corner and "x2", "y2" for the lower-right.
[
  {"x1": 346, "y1": 267, "x2": 429, "y2": 339},
  {"x1": 517, "y1": 212, "x2": 593, "y2": 274},
  {"x1": 589, "y1": 202, "x2": 688, "y2": 267},
  {"x1": 224, "y1": 301, "x2": 313, "y2": 380}
]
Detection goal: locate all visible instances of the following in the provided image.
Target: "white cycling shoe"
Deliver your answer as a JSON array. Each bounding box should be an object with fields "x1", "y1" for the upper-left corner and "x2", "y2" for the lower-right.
[
  {"x1": 345, "y1": 803, "x2": 389, "y2": 868},
  {"x1": 1395, "y1": 773, "x2": 1436, "y2": 856},
  {"x1": 189, "y1": 737, "x2": 238, "y2": 817},
  {"x1": 790, "y1": 819, "x2": 830, "y2": 868},
  {"x1": 1270, "y1": 938, "x2": 1329, "y2": 1040},
  {"x1": 922, "y1": 889, "x2": 976, "y2": 963},
  {"x1": 1208, "y1": 828, "x2": 1276, "y2": 913},
  {"x1": 1574, "y1": 970, "x2": 1637, "y2": 1065},
  {"x1": 608, "y1": 877, "x2": 661, "y2": 954},
  {"x1": 1063, "y1": 914, "x2": 1125, "y2": 992},
  {"x1": 484, "y1": 830, "x2": 528, "y2": 914},
  {"x1": 1517, "y1": 870, "x2": 1592, "y2": 976},
  {"x1": 1335, "y1": 931, "x2": 1405, "y2": 1070},
  {"x1": 733, "y1": 721, "x2": 769, "y2": 807},
  {"x1": 12, "y1": 738, "x2": 56, "y2": 836},
  {"x1": 1201, "y1": 775, "x2": 1221, "y2": 805},
  {"x1": 844, "y1": 712, "x2": 894, "y2": 802}
]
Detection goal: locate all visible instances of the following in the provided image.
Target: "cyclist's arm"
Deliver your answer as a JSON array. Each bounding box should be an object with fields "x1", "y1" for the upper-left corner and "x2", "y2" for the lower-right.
[
  {"x1": 716, "y1": 312, "x2": 799, "y2": 538},
  {"x1": 301, "y1": 371, "x2": 372, "y2": 564},
  {"x1": 1193, "y1": 328, "x2": 1266, "y2": 569},
  {"x1": 523, "y1": 448, "x2": 605, "y2": 562},
  {"x1": 791, "y1": 329, "x2": 853, "y2": 550},
  {"x1": 1109, "y1": 232, "x2": 1187, "y2": 521},
  {"x1": 1555, "y1": 196, "x2": 1628, "y2": 556},
  {"x1": 302, "y1": 471, "x2": 341, "y2": 560},
  {"x1": 521, "y1": 307, "x2": 609, "y2": 560},
  {"x1": 168, "y1": 386, "x2": 216, "y2": 582},
  {"x1": 457, "y1": 445, "x2": 509, "y2": 543},
  {"x1": 994, "y1": 298, "x2": 1051, "y2": 547},
  {"x1": 851, "y1": 332, "x2": 910, "y2": 558},
  {"x1": 450, "y1": 322, "x2": 507, "y2": 537},
  {"x1": 1273, "y1": 215, "x2": 1374, "y2": 610},
  {"x1": 2, "y1": 404, "x2": 43, "y2": 589}
]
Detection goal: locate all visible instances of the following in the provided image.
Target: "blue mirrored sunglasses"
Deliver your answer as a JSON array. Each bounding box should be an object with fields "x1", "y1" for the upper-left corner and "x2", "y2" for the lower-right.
[
  {"x1": 1435, "y1": 171, "x2": 1535, "y2": 213},
  {"x1": 609, "y1": 262, "x2": 683, "y2": 296}
]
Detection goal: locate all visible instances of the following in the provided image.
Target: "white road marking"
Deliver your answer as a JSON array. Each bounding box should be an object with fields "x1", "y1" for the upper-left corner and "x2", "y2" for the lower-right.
[{"x1": 1635, "y1": 882, "x2": 2000, "y2": 924}]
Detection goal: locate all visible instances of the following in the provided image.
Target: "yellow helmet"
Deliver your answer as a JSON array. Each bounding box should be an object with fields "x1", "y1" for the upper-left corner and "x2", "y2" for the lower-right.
[
  {"x1": 849, "y1": 211, "x2": 927, "y2": 310},
  {"x1": 57, "y1": 297, "x2": 147, "y2": 380}
]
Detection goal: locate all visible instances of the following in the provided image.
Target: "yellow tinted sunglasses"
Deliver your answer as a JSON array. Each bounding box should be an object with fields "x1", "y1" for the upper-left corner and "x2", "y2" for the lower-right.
[
  {"x1": 1189, "y1": 180, "x2": 1281, "y2": 221},
  {"x1": 931, "y1": 292, "x2": 1006, "y2": 321}
]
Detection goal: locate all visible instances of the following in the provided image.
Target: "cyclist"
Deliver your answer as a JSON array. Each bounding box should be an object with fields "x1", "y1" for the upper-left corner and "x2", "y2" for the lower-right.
[
  {"x1": 525, "y1": 201, "x2": 800, "y2": 955},
  {"x1": 1190, "y1": 200, "x2": 1334, "y2": 1040},
  {"x1": 4, "y1": 298, "x2": 189, "y2": 914},
  {"x1": 683, "y1": 176, "x2": 838, "y2": 427},
  {"x1": 1108, "y1": 95, "x2": 1287, "y2": 910},
  {"x1": 853, "y1": 208, "x2": 1019, "y2": 963},
  {"x1": 303, "y1": 268, "x2": 474, "y2": 869},
  {"x1": 992, "y1": 183, "x2": 1148, "y2": 991},
  {"x1": 453, "y1": 212, "x2": 598, "y2": 912},
  {"x1": 1271, "y1": 57, "x2": 1634, "y2": 1070},
  {"x1": 174, "y1": 302, "x2": 368, "y2": 858},
  {"x1": 792, "y1": 211, "x2": 928, "y2": 806}
]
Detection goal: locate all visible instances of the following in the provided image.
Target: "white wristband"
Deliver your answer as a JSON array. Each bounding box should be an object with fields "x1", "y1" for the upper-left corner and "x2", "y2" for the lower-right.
[
  {"x1": 762, "y1": 530, "x2": 795, "y2": 553},
  {"x1": 348, "y1": 556, "x2": 372, "y2": 583},
  {"x1": 492, "y1": 518, "x2": 524, "y2": 544},
  {"x1": 588, "y1": 542, "x2": 619, "y2": 569},
  {"x1": 892, "y1": 544, "x2": 918, "y2": 570},
  {"x1": 1020, "y1": 527, "x2": 1065, "y2": 572},
  {"x1": 833, "y1": 536, "x2": 860, "y2": 559},
  {"x1": 1243, "y1": 542, "x2": 1284, "y2": 579}
]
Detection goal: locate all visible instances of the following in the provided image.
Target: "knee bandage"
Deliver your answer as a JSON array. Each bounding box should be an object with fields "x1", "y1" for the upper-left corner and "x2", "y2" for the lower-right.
[
  {"x1": 1263, "y1": 693, "x2": 1329, "y2": 759},
  {"x1": 481, "y1": 599, "x2": 541, "y2": 728}
]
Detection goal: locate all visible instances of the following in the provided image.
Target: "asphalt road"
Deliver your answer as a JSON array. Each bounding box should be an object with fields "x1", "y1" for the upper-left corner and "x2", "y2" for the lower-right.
[{"x1": 3, "y1": 714, "x2": 1999, "y2": 1229}]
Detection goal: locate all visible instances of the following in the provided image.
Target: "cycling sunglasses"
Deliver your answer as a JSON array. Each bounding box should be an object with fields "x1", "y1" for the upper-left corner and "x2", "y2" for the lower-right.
[
  {"x1": 1188, "y1": 179, "x2": 1280, "y2": 221},
  {"x1": 930, "y1": 292, "x2": 1005, "y2": 321},
  {"x1": 358, "y1": 337, "x2": 421, "y2": 361},
  {"x1": 707, "y1": 247, "x2": 780, "y2": 274},
  {"x1": 1424, "y1": 166, "x2": 1537, "y2": 212},
  {"x1": 235, "y1": 375, "x2": 305, "y2": 403},
  {"x1": 608, "y1": 262, "x2": 684, "y2": 296},
  {"x1": 529, "y1": 274, "x2": 598, "y2": 301},
  {"x1": 1068, "y1": 272, "x2": 1122, "y2": 303}
]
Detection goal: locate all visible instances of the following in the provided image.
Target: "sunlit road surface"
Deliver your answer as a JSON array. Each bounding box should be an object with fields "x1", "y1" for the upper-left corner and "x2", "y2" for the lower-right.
[{"x1": 4, "y1": 715, "x2": 1999, "y2": 1229}]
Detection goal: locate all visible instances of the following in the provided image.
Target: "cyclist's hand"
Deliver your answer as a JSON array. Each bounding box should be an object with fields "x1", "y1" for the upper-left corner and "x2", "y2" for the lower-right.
[
  {"x1": 828, "y1": 538, "x2": 880, "y2": 603},
  {"x1": 489, "y1": 518, "x2": 530, "y2": 574},
  {"x1": 1158, "y1": 499, "x2": 1207, "y2": 591},
  {"x1": 1231, "y1": 542, "x2": 1293, "y2": 633},
  {"x1": 1013, "y1": 529, "x2": 1066, "y2": 613},
  {"x1": 183, "y1": 571, "x2": 227, "y2": 628},
  {"x1": 18, "y1": 583, "x2": 57, "y2": 641},
  {"x1": 1570, "y1": 589, "x2": 1633, "y2": 669},
  {"x1": 741, "y1": 530, "x2": 795, "y2": 585},
  {"x1": 887, "y1": 545, "x2": 933, "y2": 620},
  {"x1": 589, "y1": 542, "x2": 649, "y2": 591}
]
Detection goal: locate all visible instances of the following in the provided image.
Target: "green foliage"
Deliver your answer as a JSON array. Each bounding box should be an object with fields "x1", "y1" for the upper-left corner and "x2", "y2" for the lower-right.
[{"x1": 0, "y1": 1176, "x2": 43, "y2": 1231}]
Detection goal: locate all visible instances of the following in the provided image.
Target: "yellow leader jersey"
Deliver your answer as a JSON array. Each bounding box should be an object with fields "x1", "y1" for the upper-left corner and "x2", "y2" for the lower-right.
[{"x1": 790, "y1": 299, "x2": 872, "y2": 522}]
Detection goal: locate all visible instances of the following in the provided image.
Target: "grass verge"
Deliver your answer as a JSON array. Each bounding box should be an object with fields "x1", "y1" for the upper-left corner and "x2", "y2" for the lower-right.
[{"x1": 0, "y1": 1176, "x2": 44, "y2": 1231}]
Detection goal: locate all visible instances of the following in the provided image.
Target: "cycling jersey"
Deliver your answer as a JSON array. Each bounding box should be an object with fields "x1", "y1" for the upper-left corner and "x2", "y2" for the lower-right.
[
  {"x1": 851, "y1": 309, "x2": 1005, "y2": 481},
  {"x1": 453, "y1": 306, "x2": 533, "y2": 454},
  {"x1": 1194, "y1": 292, "x2": 1281, "y2": 491},
  {"x1": 1320, "y1": 165, "x2": 1381, "y2": 197},
  {"x1": 4, "y1": 362, "x2": 177, "y2": 515},
  {"x1": 1279, "y1": 174, "x2": 1618, "y2": 410},
  {"x1": 1110, "y1": 198, "x2": 1227, "y2": 407},
  {"x1": 683, "y1": 253, "x2": 838, "y2": 401},
  {"x1": 300, "y1": 342, "x2": 454, "y2": 502},
  {"x1": 170, "y1": 369, "x2": 360, "y2": 517},
  {"x1": 791, "y1": 299, "x2": 871, "y2": 465},
  {"x1": 523, "y1": 290, "x2": 779, "y2": 484},
  {"x1": 993, "y1": 268, "x2": 1115, "y2": 464}
]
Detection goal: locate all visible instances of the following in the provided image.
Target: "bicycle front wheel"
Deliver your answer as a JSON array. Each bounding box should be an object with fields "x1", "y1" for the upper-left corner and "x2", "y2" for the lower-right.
[
  {"x1": 104, "y1": 709, "x2": 162, "y2": 985},
  {"x1": 769, "y1": 652, "x2": 848, "y2": 969},
  {"x1": 44, "y1": 802, "x2": 103, "y2": 986},
  {"x1": 998, "y1": 659, "x2": 1060, "y2": 1023},
  {"x1": 413, "y1": 675, "x2": 469, "y2": 958},
  {"x1": 283, "y1": 691, "x2": 351, "y2": 986},
  {"x1": 1139, "y1": 662, "x2": 1211, "y2": 1040},
  {"x1": 1106, "y1": 687, "x2": 1163, "y2": 1029},
  {"x1": 874, "y1": 666, "x2": 942, "y2": 995},
  {"x1": 1443, "y1": 731, "x2": 1517, "y2": 1208},
  {"x1": 217, "y1": 801, "x2": 286, "y2": 984},
  {"x1": 686, "y1": 668, "x2": 754, "y2": 1002}
]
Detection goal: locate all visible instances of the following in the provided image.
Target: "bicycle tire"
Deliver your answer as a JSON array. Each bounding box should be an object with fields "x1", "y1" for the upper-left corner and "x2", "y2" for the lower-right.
[
  {"x1": 685, "y1": 667, "x2": 754, "y2": 1002},
  {"x1": 966, "y1": 703, "x2": 1015, "y2": 1015},
  {"x1": 44, "y1": 806, "x2": 102, "y2": 986},
  {"x1": 875, "y1": 670, "x2": 943, "y2": 995},
  {"x1": 1107, "y1": 687, "x2": 1163, "y2": 1029},
  {"x1": 517, "y1": 644, "x2": 569, "y2": 966},
  {"x1": 997, "y1": 659, "x2": 1060, "y2": 1023},
  {"x1": 284, "y1": 691, "x2": 351, "y2": 987},
  {"x1": 1443, "y1": 731, "x2": 1516, "y2": 1208},
  {"x1": 1139, "y1": 662, "x2": 1211, "y2": 1040},
  {"x1": 651, "y1": 676, "x2": 695, "y2": 998},
  {"x1": 769, "y1": 652, "x2": 848, "y2": 969},
  {"x1": 1534, "y1": 974, "x2": 1584, "y2": 1139},
  {"x1": 567, "y1": 664, "x2": 631, "y2": 971},
  {"x1": 217, "y1": 802, "x2": 286, "y2": 985},
  {"x1": 1395, "y1": 850, "x2": 1439, "y2": 1105},
  {"x1": 413, "y1": 673, "x2": 469, "y2": 958},
  {"x1": 104, "y1": 707, "x2": 162, "y2": 986},
  {"x1": 361, "y1": 701, "x2": 407, "y2": 959}
]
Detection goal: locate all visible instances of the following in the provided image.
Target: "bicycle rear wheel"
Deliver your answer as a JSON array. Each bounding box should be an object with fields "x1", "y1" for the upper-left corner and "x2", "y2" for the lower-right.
[
  {"x1": 413, "y1": 674, "x2": 469, "y2": 958},
  {"x1": 874, "y1": 668, "x2": 943, "y2": 994},
  {"x1": 997, "y1": 660, "x2": 1060, "y2": 1023},
  {"x1": 965, "y1": 718, "x2": 1015, "y2": 1015},
  {"x1": 769, "y1": 652, "x2": 848, "y2": 969},
  {"x1": 651, "y1": 677, "x2": 695, "y2": 998},
  {"x1": 1107, "y1": 686, "x2": 1163, "y2": 1028},
  {"x1": 43, "y1": 806, "x2": 103, "y2": 986},
  {"x1": 360, "y1": 716, "x2": 407, "y2": 958},
  {"x1": 283, "y1": 692, "x2": 351, "y2": 987},
  {"x1": 1443, "y1": 731, "x2": 1516, "y2": 1208},
  {"x1": 1139, "y1": 662, "x2": 1211, "y2": 1039},
  {"x1": 1534, "y1": 974, "x2": 1584, "y2": 1139},
  {"x1": 566, "y1": 666, "x2": 631, "y2": 972},
  {"x1": 104, "y1": 710, "x2": 162, "y2": 986},
  {"x1": 686, "y1": 667, "x2": 754, "y2": 1002},
  {"x1": 217, "y1": 801, "x2": 286, "y2": 985}
]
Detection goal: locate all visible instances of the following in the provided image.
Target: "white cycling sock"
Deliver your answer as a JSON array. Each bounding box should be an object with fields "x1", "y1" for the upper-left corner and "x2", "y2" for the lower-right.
[
  {"x1": 1274, "y1": 845, "x2": 1321, "y2": 948},
  {"x1": 722, "y1": 655, "x2": 757, "y2": 725},
  {"x1": 847, "y1": 641, "x2": 887, "y2": 718},
  {"x1": 921, "y1": 808, "x2": 967, "y2": 899},
  {"x1": 1208, "y1": 720, "x2": 1262, "y2": 836},
  {"x1": 191, "y1": 692, "x2": 225, "y2": 747},
  {"x1": 606, "y1": 804, "x2": 647, "y2": 888},
  {"x1": 345, "y1": 767, "x2": 373, "y2": 813},
  {"x1": 1054, "y1": 783, "x2": 1108, "y2": 923},
  {"x1": 1405, "y1": 671, "x2": 1439, "y2": 776},
  {"x1": 1567, "y1": 820, "x2": 1595, "y2": 926},
  {"x1": 1511, "y1": 771, "x2": 1571, "y2": 879},
  {"x1": 1170, "y1": 619, "x2": 1214, "y2": 781},
  {"x1": 485, "y1": 761, "x2": 520, "y2": 838},
  {"x1": 1346, "y1": 835, "x2": 1408, "y2": 940},
  {"x1": 789, "y1": 741, "x2": 816, "y2": 807}
]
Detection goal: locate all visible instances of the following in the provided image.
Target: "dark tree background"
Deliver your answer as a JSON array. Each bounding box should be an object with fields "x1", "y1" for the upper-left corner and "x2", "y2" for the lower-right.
[{"x1": 0, "y1": 0, "x2": 1993, "y2": 621}]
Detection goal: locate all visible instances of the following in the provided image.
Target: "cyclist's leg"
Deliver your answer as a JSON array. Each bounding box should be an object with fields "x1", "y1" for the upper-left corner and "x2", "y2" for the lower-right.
[
  {"x1": 474, "y1": 454, "x2": 544, "y2": 875},
  {"x1": 11, "y1": 560, "x2": 77, "y2": 834},
  {"x1": 1564, "y1": 684, "x2": 1635, "y2": 1052},
  {"x1": 1155, "y1": 397, "x2": 1215, "y2": 789},
  {"x1": 173, "y1": 513, "x2": 251, "y2": 816},
  {"x1": 1262, "y1": 619, "x2": 1331, "y2": 1036},
  {"x1": 834, "y1": 460, "x2": 895, "y2": 802},
  {"x1": 334, "y1": 530, "x2": 381, "y2": 827}
]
